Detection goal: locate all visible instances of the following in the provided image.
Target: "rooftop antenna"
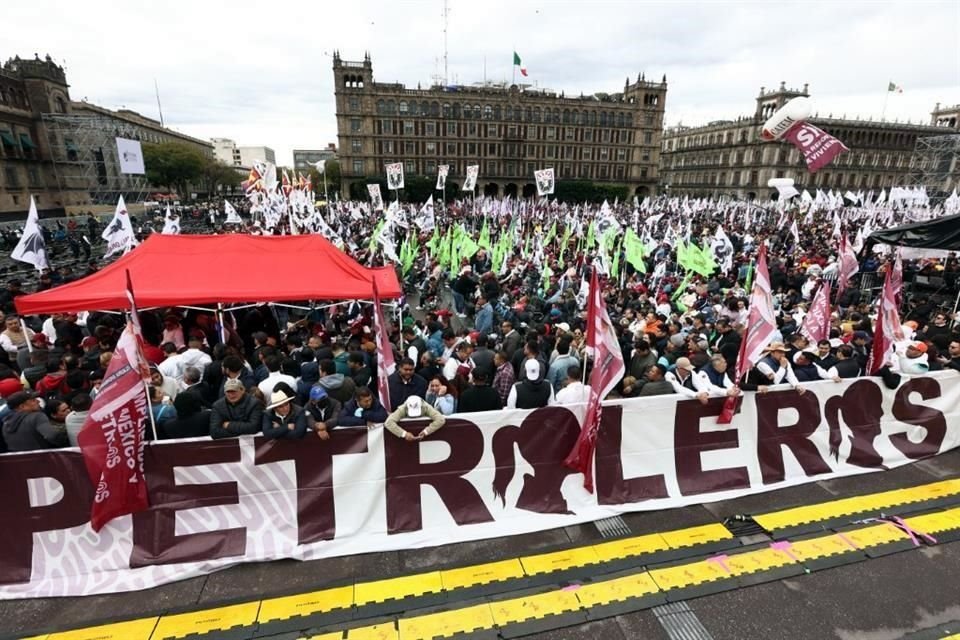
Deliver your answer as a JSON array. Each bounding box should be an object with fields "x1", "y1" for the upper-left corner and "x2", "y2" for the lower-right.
[
  {"x1": 154, "y1": 78, "x2": 164, "y2": 127},
  {"x1": 442, "y1": 0, "x2": 449, "y2": 85}
]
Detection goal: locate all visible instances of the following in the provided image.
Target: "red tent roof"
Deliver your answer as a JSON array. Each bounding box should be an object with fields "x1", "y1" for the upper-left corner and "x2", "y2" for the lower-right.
[{"x1": 16, "y1": 234, "x2": 401, "y2": 315}]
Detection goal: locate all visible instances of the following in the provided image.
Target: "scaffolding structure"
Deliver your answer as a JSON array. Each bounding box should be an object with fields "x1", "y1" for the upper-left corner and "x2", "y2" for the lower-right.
[
  {"x1": 40, "y1": 113, "x2": 150, "y2": 207},
  {"x1": 903, "y1": 134, "x2": 960, "y2": 201}
]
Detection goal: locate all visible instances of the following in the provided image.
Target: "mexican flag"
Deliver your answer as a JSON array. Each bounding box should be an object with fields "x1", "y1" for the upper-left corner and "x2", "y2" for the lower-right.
[
  {"x1": 887, "y1": 81, "x2": 903, "y2": 94},
  {"x1": 513, "y1": 51, "x2": 528, "y2": 77}
]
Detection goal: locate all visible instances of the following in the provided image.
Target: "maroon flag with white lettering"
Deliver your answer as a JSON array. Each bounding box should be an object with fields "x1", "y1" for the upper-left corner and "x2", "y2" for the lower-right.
[
  {"x1": 77, "y1": 325, "x2": 149, "y2": 531},
  {"x1": 800, "y1": 281, "x2": 831, "y2": 344},
  {"x1": 836, "y1": 231, "x2": 859, "y2": 299},
  {"x1": 372, "y1": 279, "x2": 396, "y2": 410},
  {"x1": 718, "y1": 244, "x2": 777, "y2": 424},
  {"x1": 867, "y1": 269, "x2": 900, "y2": 375},
  {"x1": 564, "y1": 269, "x2": 625, "y2": 493},
  {"x1": 782, "y1": 122, "x2": 849, "y2": 173}
]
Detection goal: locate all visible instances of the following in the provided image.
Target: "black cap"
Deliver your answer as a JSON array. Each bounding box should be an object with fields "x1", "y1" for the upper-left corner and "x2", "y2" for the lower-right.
[{"x1": 6, "y1": 391, "x2": 36, "y2": 410}]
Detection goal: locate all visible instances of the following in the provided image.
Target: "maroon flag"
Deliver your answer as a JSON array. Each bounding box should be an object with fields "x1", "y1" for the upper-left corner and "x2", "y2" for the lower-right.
[
  {"x1": 836, "y1": 232, "x2": 859, "y2": 299},
  {"x1": 800, "y1": 281, "x2": 831, "y2": 343},
  {"x1": 77, "y1": 325, "x2": 150, "y2": 531},
  {"x1": 564, "y1": 269, "x2": 625, "y2": 493},
  {"x1": 371, "y1": 279, "x2": 396, "y2": 410},
  {"x1": 782, "y1": 122, "x2": 849, "y2": 173},
  {"x1": 718, "y1": 244, "x2": 777, "y2": 424},
  {"x1": 867, "y1": 269, "x2": 900, "y2": 375}
]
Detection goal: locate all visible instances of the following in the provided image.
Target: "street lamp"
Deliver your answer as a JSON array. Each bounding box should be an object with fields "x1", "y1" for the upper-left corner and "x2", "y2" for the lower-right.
[{"x1": 312, "y1": 159, "x2": 329, "y2": 210}]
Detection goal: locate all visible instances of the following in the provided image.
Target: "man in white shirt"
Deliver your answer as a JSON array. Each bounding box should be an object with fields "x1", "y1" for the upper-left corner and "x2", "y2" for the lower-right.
[
  {"x1": 158, "y1": 342, "x2": 185, "y2": 382},
  {"x1": 555, "y1": 365, "x2": 590, "y2": 405},
  {"x1": 665, "y1": 357, "x2": 714, "y2": 404},
  {"x1": 258, "y1": 354, "x2": 298, "y2": 397},
  {"x1": 179, "y1": 335, "x2": 212, "y2": 375}
]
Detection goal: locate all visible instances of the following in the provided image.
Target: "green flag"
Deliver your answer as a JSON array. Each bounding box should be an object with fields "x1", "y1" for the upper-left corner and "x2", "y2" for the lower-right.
[
  {"x1": 623, "y1": 229, "x2": 647, "y2": 273},
  {"x1": 677, "y1": 241, "x2": 717, "y2": 277}
]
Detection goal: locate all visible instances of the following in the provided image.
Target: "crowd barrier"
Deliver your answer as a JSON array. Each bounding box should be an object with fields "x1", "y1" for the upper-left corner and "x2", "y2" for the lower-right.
[{"x1": 1, "y1": 371, "x2": 959, "y2": 598}]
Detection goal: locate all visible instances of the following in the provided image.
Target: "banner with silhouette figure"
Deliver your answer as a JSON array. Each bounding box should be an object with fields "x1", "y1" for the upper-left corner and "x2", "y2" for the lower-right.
[{"x1": 2, "y1": 372, "x2": 959, "y2": 598}]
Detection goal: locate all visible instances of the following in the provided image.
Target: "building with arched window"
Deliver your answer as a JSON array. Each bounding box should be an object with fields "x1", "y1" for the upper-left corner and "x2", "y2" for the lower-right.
[
  {"x1": 333, "y1": 52, "x2": 666, "y2": 199},
  {"x1": 660, "y1": 83, "x2": 960, "y2": 200}
]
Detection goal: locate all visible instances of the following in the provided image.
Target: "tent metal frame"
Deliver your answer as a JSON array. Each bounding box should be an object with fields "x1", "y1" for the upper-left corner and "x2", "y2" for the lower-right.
[{"x1": 902, "y1": 134, "x2": 960, "y2": 200}]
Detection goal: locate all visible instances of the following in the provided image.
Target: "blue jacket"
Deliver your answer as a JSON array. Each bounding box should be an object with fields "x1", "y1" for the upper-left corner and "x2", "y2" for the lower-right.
[{"x1": 475, "y1": 303, "x2": 494, "y2": 336}]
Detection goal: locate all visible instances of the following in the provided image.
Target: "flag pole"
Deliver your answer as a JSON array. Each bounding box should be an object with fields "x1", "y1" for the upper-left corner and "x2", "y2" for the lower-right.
[{"x1": 881, "y1": 86, "x2": 890, "y2": 121}]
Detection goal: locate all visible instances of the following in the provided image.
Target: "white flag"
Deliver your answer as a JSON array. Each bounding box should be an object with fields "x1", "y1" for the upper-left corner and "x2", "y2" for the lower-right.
[
  {"x1": 790, "y1": 220, "x2": 801, "y2": 247},
  {"x1": 224, "y1": 200, "x2": 242, "y2": 225},
  {"x1": 534, "y1": 168, "x2": 556, "y2": 196},
  {"x1": 463, "y1": 165, "x2": 479, "y2": 192},
  {"x1": 102, "y1": 195, "x2": 138, "y2": 258},
  {"x1": 11, "y1": 195, "x2": 48, "y2": 271},
  {"x1": 367, "y1": 184, "x2": 384, "y2": 211},
  {"x1": 415, "y1": 195, "x2": 436, "y2": 232},
  {"x1": 385, "y1": 162, "x2": 405, "y2": 190},
  {"x1": 436, "y1": 165, "x2": 449, "y2": 190},
  {"x1": 161, "y1": 205, "x2": 180, "y2": 235},
  {"x1": 312, "y1": 160, "x2": 325, "y2": 175}
]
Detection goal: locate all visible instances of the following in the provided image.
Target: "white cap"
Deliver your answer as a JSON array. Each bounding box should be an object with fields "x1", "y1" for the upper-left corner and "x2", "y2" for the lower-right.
[
  {"x1": 405, "y1": 395, "x2": 423, "y2": 417},
  {"x1": 524, "y1": 359, "x2": 540, "y2": 381}
]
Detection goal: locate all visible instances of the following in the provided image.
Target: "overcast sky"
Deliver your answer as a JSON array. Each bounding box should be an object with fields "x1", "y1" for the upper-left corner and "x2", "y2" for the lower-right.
[{"x1": 6, "y1": 0, "x2": 958, "y2": 165}]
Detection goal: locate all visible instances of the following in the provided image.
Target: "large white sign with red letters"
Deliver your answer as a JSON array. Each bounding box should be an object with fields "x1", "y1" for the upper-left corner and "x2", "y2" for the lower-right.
[{"x1": 2, "y1": 373, "x2": 958, "y2": 598}]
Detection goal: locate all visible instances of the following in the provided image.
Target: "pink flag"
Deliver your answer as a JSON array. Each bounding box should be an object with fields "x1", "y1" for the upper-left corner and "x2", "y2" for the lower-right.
[
  {"x1": 782, "y1": 122, "x2": 849, "y2": 173},
  {"x1": 867, "y1": 269, "x2": 900, "y2": 375},
  {"x1": 372, "y1": 279, "x2": 397, "y2": 410},
  {"x1": 564, "y1": 269, "x2": 625, "y2": 493},
  {"x1": 77, "y1": 325, "x2": 150, "y2": 531},
  {"x1": 719, "y1": 244, "x2": 777, "y2": 424},
  {"x1": 800, "y1": 281, "x2": 831, "y2": 344},
  {"x1": 836, "y1": 232, "x2": 859, "y2": 298},
  {"x1": 890, "y1": 249, "x2": 903, "y2": 309}
]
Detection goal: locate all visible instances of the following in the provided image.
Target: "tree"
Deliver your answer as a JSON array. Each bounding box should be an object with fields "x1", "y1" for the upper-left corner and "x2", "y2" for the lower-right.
[
  {"x1": 142, "y1": 142, "x2": 207, "y2": 197},
  {"x1": 307, "y1": 159, "x2": 341, "y2": 200},
  {"x1": 200, "y1": 157, "x2": 242, "y2": 196}
]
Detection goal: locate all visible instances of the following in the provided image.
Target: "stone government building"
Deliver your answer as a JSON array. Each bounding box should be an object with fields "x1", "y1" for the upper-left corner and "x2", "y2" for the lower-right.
[
  {"x1": 0, "y1": 54, "x2": 212, "y2": 219},
  {"x1": 660, "y1": 83, "x2": 960, "y2": 201},
  {"x1": 333, "y1": 52, "x2": 667, "y2": 199}
]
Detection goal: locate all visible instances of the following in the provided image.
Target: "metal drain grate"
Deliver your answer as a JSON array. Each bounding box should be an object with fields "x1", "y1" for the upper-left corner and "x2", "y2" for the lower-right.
[
  {"x1": 593, "y1": 515, "x2": 631, "y2": 538},
  {"x1": 723, "y1": 514, "x2": 766, "y2": 537},
  {"x1": 652, "y1": 601, "x2": 715, "y2": 640}
]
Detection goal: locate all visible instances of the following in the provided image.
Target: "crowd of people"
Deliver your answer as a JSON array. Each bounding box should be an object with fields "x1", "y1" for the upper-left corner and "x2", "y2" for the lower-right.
[{"x1": 1, "y1": 193, "x2": 959, "y2": 453}]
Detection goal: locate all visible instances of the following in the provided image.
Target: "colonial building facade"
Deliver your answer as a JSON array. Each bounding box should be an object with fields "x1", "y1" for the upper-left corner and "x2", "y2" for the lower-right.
[
  {"x1": 1, "y1": 54, "x2": 214, "y2": 217},
  {"x1": 333, "y1": 53, "x2": 667, "y2": 199},
  {"x1": 660, "y1": 83, "x2": 960, "y2": 200}
]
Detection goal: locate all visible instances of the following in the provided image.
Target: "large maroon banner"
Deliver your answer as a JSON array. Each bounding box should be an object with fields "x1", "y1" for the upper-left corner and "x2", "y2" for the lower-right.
[
  {"x1": 1, "y1": 373, "x2": 959, "y2": 598},
  {"x1": 782, "y1": 122, "x2": 849, "y2": 173}
]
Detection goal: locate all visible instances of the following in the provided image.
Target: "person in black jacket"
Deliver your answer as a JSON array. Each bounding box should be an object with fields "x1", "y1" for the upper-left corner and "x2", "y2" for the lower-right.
[
  {"x1": 457, "y1": 370, "x2": 502, "y2": 413},
  {"x1": 210, "y1": 378, "x2": 264, "y2": 439},
  {"x1": 339, "y1": 387, "x2": 388, "y2": 426},
  {"x1": 261, "y1": 388, "x2": 307, "y2": 439},
  {"x1": 304, "y1": 386, "x2": 341, "y2": 439},
  {"x1": 2, "y1": 391, "x2": 68, "y2": 452},
  {"x1": 161, "y1": 392, "x2": 211, "y2": 440}
]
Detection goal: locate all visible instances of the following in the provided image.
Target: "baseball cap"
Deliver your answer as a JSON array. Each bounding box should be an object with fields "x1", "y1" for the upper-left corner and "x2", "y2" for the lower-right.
[
  {"x1": 224, "y1": 378, "x2": 244, "y2": 392},
  {"x1": 909, "y1": 342, "x2": 928, "y2": 353},
  {"x1": 674, "y1": 357, "x2": 694, "y2": 371},
  {"x1": 405, "y1": 395, "x2": 423, "y2": 417},
  {"x1": 309, "y1": 386, "x2": 328, "y2": 401},
  {"x1": 6, "y1": 390, "x2": 36, "y2": 410},
  {"x1": 524, "y1": 358, "x2": 540, "y2": 381}
]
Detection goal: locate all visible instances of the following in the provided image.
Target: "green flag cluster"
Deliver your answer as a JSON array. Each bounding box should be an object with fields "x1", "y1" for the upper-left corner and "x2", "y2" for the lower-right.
[
  {"x1": 623, "y1": 229, "x2": 647, "y2": 273},
  {"x1": 676, "y1": 240, "x2": 717, "y2": 277}
]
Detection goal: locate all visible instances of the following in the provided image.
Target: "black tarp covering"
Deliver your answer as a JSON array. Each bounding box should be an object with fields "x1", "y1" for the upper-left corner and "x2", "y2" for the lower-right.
[{"x1": 865, "y1": 213, "x2": 960, "y2": 252}]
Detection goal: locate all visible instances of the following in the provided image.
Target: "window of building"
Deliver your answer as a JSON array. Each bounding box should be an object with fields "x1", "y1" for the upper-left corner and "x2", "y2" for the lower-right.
[
  {"x1": 383, "y1": 141, "x2": 394, "y2": 154},
  {"x1": 468, "y1": 122, "x2": 477, "y2": 135},
  {"x1": 487, "y1": 124, "x2": 497, "y2": 137},
  {"x1": 447, "y1": 142, "x2": 456, "y2": 154},
  {"x1": 404, "y1": 121, "x2": 414, "y2": 135},
  {"x1": 350, "y1": 118, "x2": 361, "y2": 132},
  {"x1": 582, "y1": 148, "x2": 592, "y2": 160},
  {"x1": 352, "y1": 160, "x2": 363, "y2": 174},
  {"x1": 485, "y1": 143, "x2": 495, "y2": 154},
  {"x1": 468, "y1": 143, "x2": 476, "y2": 154},
  {"x1": 487, "y1": 160, "x2": 498, "y2": 174},
  {"x1": 405, "y1": 142, "x2": 415, "y2": 154},
  {"x1": 583, "y1": 130, "x2": 592, "y2": 142},
  {"x1": 426, "y1": 160, "x2": 436, "y2": 173},
  {"x1": 349, "y1": 97, "x2": 360, "y2": 111},
  {"x1": 546, "y1": 127, "x2": 556, "y2": 140},
  {"x1": 643, "y1": 131, "x2": 653, "y2": 144},
  {"x1": 484, "y1": 105, "x2": 493, "y2": 120},
  {"x1": 405, "y1": 160, "x2": 415, "y2": 174},
  {"x1": 616, "y1": 165, "x2": 625, "y2": 179},
  {"x1": 601, "y1": 129, "x2": 610, "y2": 143},
  {"x1": 617, "y1": 148, "x2": 627, "y2": 161},
  {"x1": 351, "y1": 139, "x2": 362, "y2": 153},
  {"x1": 642, "y1": 151, "x2": 650, "y2": 162},
  {"x1": 599, "y1": 148, "x2": 608, "y2": 160},
  {"x1": 445, "y1": 121, "x2": 455, "y2": 135},
  {"x1": 426, "y1": 142, "x2": 436, "y2": 154},
  {"x1": 426, "y1": 122, "x2": 436, "y2": 135}
]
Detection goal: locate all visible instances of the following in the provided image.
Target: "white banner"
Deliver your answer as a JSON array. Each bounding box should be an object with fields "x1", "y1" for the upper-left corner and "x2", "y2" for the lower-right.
[
  {"x1": 386, "y1": 162, "x2": 404, "y2": 190},
  {"x1": 436, "y1": 165, "x2": 449, "y2": 190},
  {"x1": 535, "y1": 168, "x2": 556, "y2": 196},
  {"x1": 115, "y1": 138, "x2": 145, "y2": 175},
  {"x1": 2, "y1": 373, "x2": 959, "y2": 598},
  {"x1": 463, "y1": 165, "x2": 479, "y2": 192}
]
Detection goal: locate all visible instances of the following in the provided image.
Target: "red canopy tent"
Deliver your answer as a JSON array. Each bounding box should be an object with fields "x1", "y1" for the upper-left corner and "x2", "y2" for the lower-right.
[{"x1": 15, "y1": 234, "x2": 402, "y2": 315}]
